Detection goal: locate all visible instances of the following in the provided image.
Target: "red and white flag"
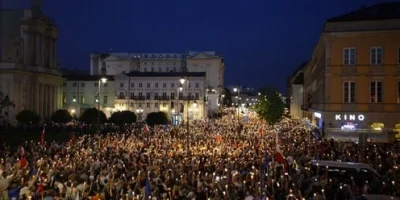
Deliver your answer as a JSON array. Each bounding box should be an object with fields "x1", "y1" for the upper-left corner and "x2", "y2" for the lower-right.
[
  {"x1": 144, "y1": 124, "x2": 150, "y2": 134},
  {"x1": 274, "y1": 130, "x2": 286, "y2": 170},
  {"x1": 40, "y1": 125, "x2": 46, "y2": 145}
]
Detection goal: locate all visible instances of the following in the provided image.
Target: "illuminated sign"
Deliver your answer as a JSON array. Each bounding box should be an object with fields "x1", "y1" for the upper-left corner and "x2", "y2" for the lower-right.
[
  {"x1": 314, "y1": 112, "x2": 322, "y2": 118},
  {"x1": 335, "y1": 114, "x2": 364, "y2": 121}
]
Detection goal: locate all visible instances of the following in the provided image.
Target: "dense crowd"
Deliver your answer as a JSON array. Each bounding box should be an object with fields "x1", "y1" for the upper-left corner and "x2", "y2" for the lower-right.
[{"x1": 0, "y1": 111, "x2": 399, "y2": 200}]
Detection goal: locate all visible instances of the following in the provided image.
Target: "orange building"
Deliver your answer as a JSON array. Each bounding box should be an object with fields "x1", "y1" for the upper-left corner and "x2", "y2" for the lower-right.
[{"x1": 303, "y1": 3, "x2": 400, "y2": 131}]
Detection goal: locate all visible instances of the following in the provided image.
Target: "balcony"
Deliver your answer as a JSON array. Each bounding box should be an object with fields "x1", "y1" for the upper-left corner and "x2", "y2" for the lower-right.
[
  {"x1": 133, "y1": 96, "x2": 146, "y2": 100},
  {"x1": 179, "y1": 96, "x2": 200, "y2": 100},
  {"x1": 117, "y1": 96, "x2": 126, "y2": 100},
  {"x1": 154, "y1": 96, "x2": 170, "y2": 100}
]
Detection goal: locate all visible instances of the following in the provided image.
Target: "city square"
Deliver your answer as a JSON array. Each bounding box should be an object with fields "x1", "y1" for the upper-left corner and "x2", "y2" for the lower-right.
[{"x1": 1, "y1": 0, "x2": 400, "y2": 199}]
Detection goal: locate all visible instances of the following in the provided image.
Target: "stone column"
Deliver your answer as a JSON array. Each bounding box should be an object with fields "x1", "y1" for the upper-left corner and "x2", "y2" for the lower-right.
[
  {"x1": 35, "y1": 34, "x2": 40, "y2": 66},
  {"x1": 53, "y1": 42, "x2": 57, "y2": 68},
  {"x1": 48, "y1": 39, "x2": 53, "y2": 68},
  {"x1": 38, "y1": 84, "x2": 43, "y2": 117},
  {"x1": 47, "y1": 85, "x2": 51, "y2": 117},
  {"x1": 35, "y1": 84, "x2": 40, "y2": 113}
]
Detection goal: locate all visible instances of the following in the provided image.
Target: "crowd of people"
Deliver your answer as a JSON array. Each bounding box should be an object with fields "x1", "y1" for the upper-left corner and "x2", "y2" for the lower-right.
[{"x1": 0, "y1": 110, "x2": 399, "y2": 200}]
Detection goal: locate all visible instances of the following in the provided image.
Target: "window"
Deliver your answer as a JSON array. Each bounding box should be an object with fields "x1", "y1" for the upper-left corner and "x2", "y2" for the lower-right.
[
  {"x1": 171, "y1": 83, "x2": 175, "y2": 88},
  {"x1": 151, "y1": 67, "x2": 154, "y2": 72},
  {"x1": 154, "y1": 92, "x2": 159, "y2": 99},
  {"x1": 195, "y1": 83, "x2": 200, "y2": 88},
  {"x1": 370, "y1": 47, "x2": 383, "y2": 65},
  {"x1": 120, "y1": 83, "x2": 124, "y2": 88},
  {"x1": 81, "y1": 83, "x2": 85, "y2": 87},
  {"x1": 195, "y1": 93, "x2": 200, "y2": 100},
  {"x1": 162, "y1": 92, "x2": 167, "y2": 98},
  {"x1": 63, "y1": 94, "x2": 66, "y2": 104},
  {"x1": 166, "y1": 67, "x2": 169, "y2": 72},
  {"x1": 158, "y1": 67, "x2": 162, "y2": 72},
  {"x1": 147, "y1": 83, "x2": 150, "y2": 88},
  {"x1": 398, "y1": 47, "x2": 400, "y2": 64},
  {"x1": 131, "y1": 83, "x2": 134, "y2": 88},
  {"x1": 370, "y1": 81, "x2": 382, "y2": 103},
  {"x1": 163, "y1": 83, "x2": 166, "y2": 88},
  {"x1": 179, "y1": 92, "x2": 183, "y2": 99},
  {"x1": 155, "y1": 83, "x2": 158, "y2": 88},
  {"x1": 104, "y1": 83, "x2": 108, "y2": 87},
  {"x1": 147, "y1": 103, "x2": 150, "y2": 108},
  {"x1": 139, "y1": 103, "x2": 142, "y2": 107},
  {"x1": 163, "y1": 103, "x2": 167, "y2": 107},
  {"x1": 155, "y1": 103, "x2": 159, "y2": 108},
  {"x1": 94, "y1": 82, "x2": 99, "y2": 87},
  {"x1": 139, "y1": 83, "x2": 142, "y2": 88},
  {"x1": 81, "y1": 95, "x2": 85, "y2": 103},
  {"x1": 173, "y1": 67, "x2": 177, "y2": 72},
  {"x1": 343, "y1": 81, "x2": 355, "y2": 103},
  {"x1": 171, "y1": 92, "x2": 175, "y2": 100},
  {"x1": 139, "y1": 92, "x2": 143, "y2": 97},
  {"x1": 397, "y1": 81, "x2": 400, "y2": 103},
  {"x1": 343, "y1": 48, "x2": 356, "y2": 65},
  {"x1": 119, "y1": 92, "x2": 124, "y2": 99},
  {"x1": 130, "y1": 92, "x2": 134, "y2": 99},
  {"x1": 146, "y1": 92, "x2": 151, "y2": 100},
  {"x1": 103, "y1": 96, "x2": 108, "y2": 104},
  {"x1": 73, "y1": 83, "x2": 77, "y2": 87}
]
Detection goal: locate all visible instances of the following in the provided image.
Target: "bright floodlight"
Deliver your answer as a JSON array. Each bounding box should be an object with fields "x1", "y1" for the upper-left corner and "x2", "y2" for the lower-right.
[
  {"x1": 233, "y1": 88, "x2": 238, "y2": 92},
  {"x1": 193, "y1": 101, "x2": 198, "y2": 108},
  {"x1": 179, "y1": 87, "x2": 183, "y2": 91},
  {"x1": 179, "y1": 78, "x2": 186, "y2": 84},
  {"x1": 101, "y1": 77, "x2": 107, "y2": 83},
  {"x1": 71, "y1": 109, "x2": 75, "y2": 114}
]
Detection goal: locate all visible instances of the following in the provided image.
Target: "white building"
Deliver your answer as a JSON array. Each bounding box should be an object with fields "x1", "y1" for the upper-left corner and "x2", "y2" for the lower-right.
[
  {"x1": 90, "y1": 51, "x2": 224, "y2": 113},
  {"x1": 0, "y1": 1, "x2": 63, "y2": 125},
  {"x1": 62, "y1": 75, "x2": 115, "y2": 118},
  {"x1": 114, "y1": 72, "x2": 206, "y2": 124}
]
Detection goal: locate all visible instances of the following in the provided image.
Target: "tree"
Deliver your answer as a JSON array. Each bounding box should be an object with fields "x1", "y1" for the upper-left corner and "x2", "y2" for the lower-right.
[
  {"x1": 109, "y1": 111, "x2": 137, "y2": 125},
  {"x1": 79, "y1": 108, "x2": 107, "y2": 124},
  {"x1": 146, "y1": 111, "x2": 169, "y2": 126},
  {"x1": 254, "y1": 86, "x2": 285, "y2": 125},
  {"x1": 0, "y1": 92, "x2": 15, "y2": 118},
  {"x1": 222, "y1": 87, "x2": 232, "y2": 107},
  {"x1": 16, "y1": 110, "x2": 40, "y2": 125},
  {"x1": 51, "y1": 109, "x2": 73, "y2": 124}
]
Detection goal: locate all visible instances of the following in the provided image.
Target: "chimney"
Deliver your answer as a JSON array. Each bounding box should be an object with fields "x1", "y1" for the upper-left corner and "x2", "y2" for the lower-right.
[{"x1": 32, "y1": 0, "x2": 42, "y2": 17}]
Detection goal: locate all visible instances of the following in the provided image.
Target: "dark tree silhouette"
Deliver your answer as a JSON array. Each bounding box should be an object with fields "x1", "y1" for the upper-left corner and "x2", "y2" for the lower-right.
[
  {"x1": 146, "y1": 111, "x2": 169, "y2": 126},
  {"x1": 16, "y1": 110, "x2": 40, "y2": 125},
  {"x1": 79, "y1": 108, "x2": 107, "y2": 124},
  {"x1": 51, "y1": 109, "x2": 73, "y2": 124}
]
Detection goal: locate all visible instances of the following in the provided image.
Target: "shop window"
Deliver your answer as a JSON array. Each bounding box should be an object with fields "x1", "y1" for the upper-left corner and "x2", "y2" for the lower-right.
[{"x1": 370, "y1": 122, "x2": 384, "y2": 131}]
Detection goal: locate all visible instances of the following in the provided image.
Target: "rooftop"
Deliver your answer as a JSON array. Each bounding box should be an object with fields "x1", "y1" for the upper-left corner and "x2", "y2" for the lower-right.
[
  {"x1": 125, "y1": 72, "x2": 206, "y2": 77},
  {"x1": 327, "y1": 2, "x2": 400, "y2": 22},
  {"x1": 64, "y1": 75, "x2": 115, "y2": 81}
]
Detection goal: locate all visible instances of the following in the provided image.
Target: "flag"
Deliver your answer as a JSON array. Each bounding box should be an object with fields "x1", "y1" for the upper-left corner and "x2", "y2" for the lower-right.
[
  {"x1": 145, "y1": 177, "x2": 152, "y2": 199},
  {"x1": 275, "y1": 130, "x2": 286, "y2": 170},
  {"x1": 144, "y1": 124, "x2": 150, "y2": 134},
  {"x1": 40, "y1": 125, "x2": 46, "y2": 145},
  {"x1": 258, "y1": 127, "x2": 263, "y2": 138}
]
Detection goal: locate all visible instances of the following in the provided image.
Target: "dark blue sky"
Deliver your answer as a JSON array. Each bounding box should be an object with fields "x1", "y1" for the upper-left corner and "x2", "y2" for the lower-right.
[{"x1": 2, "y1": 0, "x2": 389, "y2": 92}]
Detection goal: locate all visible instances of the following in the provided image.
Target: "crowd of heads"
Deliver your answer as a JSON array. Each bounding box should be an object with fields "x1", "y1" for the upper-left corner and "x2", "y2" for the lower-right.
[{"x1": 0, "y1": 110, "x2": 399, "y2": 199}]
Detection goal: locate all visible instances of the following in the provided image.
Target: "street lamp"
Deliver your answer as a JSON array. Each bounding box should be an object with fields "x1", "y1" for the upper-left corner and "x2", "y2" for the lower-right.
[
  {"x1": 179, "y1": 76, "x2": 190, "y2": 156},
  {"x1": 97, "y1": 77, "x2": 107, "y2": 133},
  {"x1": 136, "y1": 108, "x2": 143, "y2": 121},
  {"x1": 233, "y1": 87, "x2": 241, "y2": 136}
]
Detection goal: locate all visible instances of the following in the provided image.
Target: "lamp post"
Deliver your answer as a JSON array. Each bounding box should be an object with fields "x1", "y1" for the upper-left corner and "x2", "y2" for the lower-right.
[
  {"x1": 180, "y1": 77, "x2": 191, "y2": 156},
  {"x1": 233, "y1": 87, "x2": 240, "y2": 136},
  {"x1": 136, "y1": 108, "x2": 143, "y2": 121},
  {"x1": 97, "y1": 77, "x2": 107, "y2": 133}
]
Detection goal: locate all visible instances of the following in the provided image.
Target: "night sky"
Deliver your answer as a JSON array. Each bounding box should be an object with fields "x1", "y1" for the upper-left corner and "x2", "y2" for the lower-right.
[{"x1": 2, "y1": 0, "x2": 390, "y2": 92}]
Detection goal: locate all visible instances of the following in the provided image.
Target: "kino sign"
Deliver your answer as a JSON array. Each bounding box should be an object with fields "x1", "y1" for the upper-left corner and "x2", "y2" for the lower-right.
[{"x1": 335, "y1": 114, "x2": 365, "y2": 121}]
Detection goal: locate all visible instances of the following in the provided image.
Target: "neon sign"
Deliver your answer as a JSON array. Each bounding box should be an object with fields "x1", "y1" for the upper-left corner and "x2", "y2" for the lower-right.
[{"x1": 335, "y1": 114, "x2": 364, "y2": 121}]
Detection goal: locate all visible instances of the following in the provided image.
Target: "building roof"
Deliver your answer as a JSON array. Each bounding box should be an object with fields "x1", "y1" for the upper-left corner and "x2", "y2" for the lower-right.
[
  {"x1": 327, "y1": 2, "x2": 400, "y2": 22},
  {"x1": 125, "y1": 72, "x2": 206, "y2": 77},
  {"x1": 64, "y1": 75, "x2": 115, "y2": 81}
]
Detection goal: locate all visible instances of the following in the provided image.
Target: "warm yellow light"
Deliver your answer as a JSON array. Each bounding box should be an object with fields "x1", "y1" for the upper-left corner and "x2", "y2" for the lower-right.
[
  {"x1": 192, "y1": 101, "x2": 198, "y2": 108},
  {"x1": 101, "y1": 77, "x2": 107, "y2": 83},
  {"x1": 70, "y1": 109, "x2": 75, "y2": 114}
]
